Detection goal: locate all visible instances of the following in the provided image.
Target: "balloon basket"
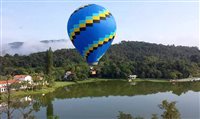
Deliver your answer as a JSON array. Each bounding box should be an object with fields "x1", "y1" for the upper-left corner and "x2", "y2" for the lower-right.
[{"x1": 89, "y1": 66, "x2": 97, "y2": 77}]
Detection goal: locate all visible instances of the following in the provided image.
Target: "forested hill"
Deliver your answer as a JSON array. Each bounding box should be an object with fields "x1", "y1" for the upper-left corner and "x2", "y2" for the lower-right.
[
  {"x1": 1, "y1": 41, "x2": 200, "y2": 79},
  {"x1": 108, "y1": 41, "x2": 200, "y2": 62}
]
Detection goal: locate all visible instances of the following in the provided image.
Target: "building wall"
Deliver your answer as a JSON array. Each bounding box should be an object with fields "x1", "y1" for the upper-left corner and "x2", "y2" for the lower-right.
[
  {"x1": 17, "y1": 75, "x2": 33, "y2": 84},
  {"x1": 0, "y1": 84, "x2": 7, "y2": 87},
  {"x1": 25, "y1": 76, "x2": 32, "y2": 82},
  {"x1": 0, "y1": 87, "x2": 7, "y2": 93}
]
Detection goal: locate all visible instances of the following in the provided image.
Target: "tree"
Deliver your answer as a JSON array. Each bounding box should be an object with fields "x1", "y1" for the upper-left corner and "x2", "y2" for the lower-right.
[
  {"x1": 168, "y1": 72, "x2": 178, "y2": 79},
  {"x1": 46, "y1": 47, "x2": 55, "y2": 86},
  {"x1": 1, "y1": 41, "x2": 200, "y2": 79},
  {"x1": 117, "y1": 111, "x2": 144, "y2": 119},
  {"x1": 47, "y1": 101, "x2": 54, "y2": 119},
  {"x1": 69, "y1": 63, "x2": 89, "y2": 80},
  {"x1": 67, "y1": 73, "x2": 78, "y2": 81},
  {"x1": 151, "y1": 114, "x2": 158, "y2": 119},
  {"x1": 159, "y1": 100, "x2": 181, "y2": 119},
  {"x1": 117, "y1": 111, "x2": 133, "y2": 119},
  {"x1": 46, "y1": 47, "x2": 53, "y2": 75},
  {"x1": 45, "y1": 75, "x2": 55, "y2": 87},
  {"x1": 1, "y1": 75, "x2": 18, "y2": 119}
]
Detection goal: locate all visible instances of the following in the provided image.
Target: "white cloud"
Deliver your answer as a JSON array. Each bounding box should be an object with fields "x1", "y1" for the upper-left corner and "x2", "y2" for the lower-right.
[{"x1": 0, "y1": 39, "x2": 74, "y2": 56}]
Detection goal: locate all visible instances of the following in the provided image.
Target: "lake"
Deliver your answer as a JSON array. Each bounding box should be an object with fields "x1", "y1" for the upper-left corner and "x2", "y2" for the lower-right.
[{"x1": 1, "y1": 80, "x2": 200, "y2": 119}]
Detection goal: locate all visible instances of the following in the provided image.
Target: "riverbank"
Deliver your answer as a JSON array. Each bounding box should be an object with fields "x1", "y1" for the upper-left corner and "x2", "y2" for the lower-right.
[
  {"x1": 10, "y1": 78, "x2": 109, "y2": 97},
  {"x1": 3, "y1": 78, "x2": 170, "y2": 97},
  {"x1": 133, "y1": 78, "x2": 169, "y2": 82}
]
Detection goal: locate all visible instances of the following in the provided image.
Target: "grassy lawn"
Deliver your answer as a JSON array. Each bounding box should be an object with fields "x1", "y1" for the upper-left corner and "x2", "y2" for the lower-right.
[
  {"x1": 54, "y1": 81, "x2": 75, "y2": 88},
  {"x1": 134, "y1": 78, "x2": 169, "y2": 82},
  {"x1": 11, "y1": 78, "x2": 108, "y2": 97}
]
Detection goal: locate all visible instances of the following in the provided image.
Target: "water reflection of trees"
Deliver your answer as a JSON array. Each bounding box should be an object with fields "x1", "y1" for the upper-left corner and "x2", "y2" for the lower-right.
[
  {"x1": 13, "y1": 100, "x2": 35, "y2": 119},
  {"x1": 0, "y1": 94, "x2": 58, "y2": 119},
  {"x1": 1, "y1": 80, "x2": 199, "y2": 118},
  {"x1": 117, "y1": 100, "x2": 181, "y2": 119},
  {"x1": 1, "y1": 97, "x2": 181, "y2": 119},
  {"x1": 53, "y1": 81, "x2": 200, "y2": 99},
  {"x1": 159, "y1": 100, "x2": 180, "y2": 119},
  {"x1": 0, "y1": 96, "x2": 35, "y2": 119}
]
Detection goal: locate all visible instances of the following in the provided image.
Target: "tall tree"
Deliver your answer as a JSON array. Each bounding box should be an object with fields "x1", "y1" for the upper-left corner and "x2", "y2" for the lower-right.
[
  {"x1": 46, "y1": 47, "x2": 55, "y2": 86},
  {"x1": 46, "y1": 47, "x2": 53, "y2": 75}
]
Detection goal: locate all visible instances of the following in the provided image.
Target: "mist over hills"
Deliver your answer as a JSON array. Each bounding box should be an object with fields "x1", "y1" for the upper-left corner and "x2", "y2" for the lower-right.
[
  {"x1": 1, "y1": 39, "x2": 199, "y2": 58},
  {"x1": 8, "y1": 42, "x2": 24, "y2": 49},
  {"x1": 1, "y1": 39, "x2": 74, "y2": 56},
  {"x1": 40, "y1": 39, "x2": 67, "y2": 43}
]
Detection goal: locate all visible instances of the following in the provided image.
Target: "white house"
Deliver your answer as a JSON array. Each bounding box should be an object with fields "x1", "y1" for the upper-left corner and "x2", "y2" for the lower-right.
[
  {"x1": 14, "y1": 75, "x2": 32, "y2": 83},
  {"x1": 0, "y1": 86, "x2": 6, "y2": 93},
  {"x1": 128, "y1": 75, "x2": 137, "y2": 82},
  {"x1": 128, "y1": 75, "x2": 137, "y2": 79},
  {"x1": 0, "y1": 80, "x2": 19, "y2": 93}
]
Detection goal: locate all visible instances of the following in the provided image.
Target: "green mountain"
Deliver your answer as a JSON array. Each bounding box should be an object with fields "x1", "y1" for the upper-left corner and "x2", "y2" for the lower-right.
[{"x1": 1, "y1": 41, "x2": 200, "y2": 79}]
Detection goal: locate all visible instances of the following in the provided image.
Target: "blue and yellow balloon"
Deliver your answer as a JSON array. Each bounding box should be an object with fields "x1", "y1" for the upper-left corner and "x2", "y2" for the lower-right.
[{"x1": 67, "y1": 4, "x2": 116, "y2": 65}]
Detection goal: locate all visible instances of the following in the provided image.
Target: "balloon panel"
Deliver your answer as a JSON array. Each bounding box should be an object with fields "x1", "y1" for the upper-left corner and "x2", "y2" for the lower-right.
[{"x1": 67, "y1": 4, "x2": 116, "y2": 65}]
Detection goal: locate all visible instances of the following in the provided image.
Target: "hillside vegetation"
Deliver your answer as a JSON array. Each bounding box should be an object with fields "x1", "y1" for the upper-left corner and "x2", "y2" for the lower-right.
[{"x1": 1, "y1": 41, "x2": 200, "y2": 79}]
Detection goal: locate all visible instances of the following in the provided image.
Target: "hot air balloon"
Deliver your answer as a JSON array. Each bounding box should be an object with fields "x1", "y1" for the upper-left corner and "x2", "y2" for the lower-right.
[{"x1": 67, "y1": 4, "x2": 116, "y2": 66}]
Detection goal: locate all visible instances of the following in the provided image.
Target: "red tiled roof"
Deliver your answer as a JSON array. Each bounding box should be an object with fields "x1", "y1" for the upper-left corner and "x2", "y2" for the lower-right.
[
  {"x1": 14, "y1": 75, "x2": 27, "y2": 79},
  {"x1": 0, "y1": 80, "x2": 19, "y2": 84}
]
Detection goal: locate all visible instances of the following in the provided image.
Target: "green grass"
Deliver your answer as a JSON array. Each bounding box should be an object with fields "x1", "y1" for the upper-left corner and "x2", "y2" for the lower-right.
[
  {"x1": 134, "y1": 78, "x2": 169, "y2": 82},
  {"x1": 11, "y1": 78, "x2": 108, "y2": 97},
  {"x1": 54, "y1": 81, "x2": 75, "y2": 87}
]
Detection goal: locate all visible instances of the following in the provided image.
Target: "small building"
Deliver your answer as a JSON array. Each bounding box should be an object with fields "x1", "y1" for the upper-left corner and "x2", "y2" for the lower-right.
[
  {"x1": 0, "y1": 80, "x2": 19, "y2": 93},
  {"x1": 89, "y1": 67, "x2": 97, "y2": 77},
  {"x1": 0, "y1": 86, "x2": 6, "y2": 93},
  {"x1": 128, "y1": 75, "x2": 137, "y2": 82},
  {"x1": 64, "y1": 71, "x2": 72, "y2": 80},
  {"x1": 14, "y1": 75, "x2": 32, "y2": 83},
  {"x1": 128, "y1": 75, "x2": 137, "y2": 79},
  {"x1": 63, "y1": 71, "x2": 77, "y2": 81},
  {"x1": 90, "y1": 70, "x2": 96, "y2": 75}
]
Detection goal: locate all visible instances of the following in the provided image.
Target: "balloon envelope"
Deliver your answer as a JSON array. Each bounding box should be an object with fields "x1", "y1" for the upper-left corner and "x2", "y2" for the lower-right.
[{"x1": 67, "y1": 4, "x2": 116, "y2": 65}]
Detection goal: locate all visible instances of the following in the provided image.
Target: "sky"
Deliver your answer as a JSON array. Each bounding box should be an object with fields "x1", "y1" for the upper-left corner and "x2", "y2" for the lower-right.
[{"x1": 1, "y1": 0, "x2": 200, "y2": 50}]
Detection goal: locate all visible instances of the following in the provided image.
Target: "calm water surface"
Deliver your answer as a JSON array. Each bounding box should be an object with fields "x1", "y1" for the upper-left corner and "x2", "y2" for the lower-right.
[{"x1": 1, "y1": 80, "x2": 200, "y2": 119}]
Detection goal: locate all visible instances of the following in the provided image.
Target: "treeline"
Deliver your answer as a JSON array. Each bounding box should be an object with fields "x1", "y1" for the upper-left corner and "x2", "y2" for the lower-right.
[{"x1": 1, "y1": 41, "x2": 200, "y2": 79}]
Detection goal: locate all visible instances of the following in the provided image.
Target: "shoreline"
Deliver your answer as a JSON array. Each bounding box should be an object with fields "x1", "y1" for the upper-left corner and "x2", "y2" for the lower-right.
[
  {"x1": 10, "y1": 78, "x2": 109, "y2": 97},
  {"x1": 1, "y1": 78, "x2": 185, "y2": 97}
]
